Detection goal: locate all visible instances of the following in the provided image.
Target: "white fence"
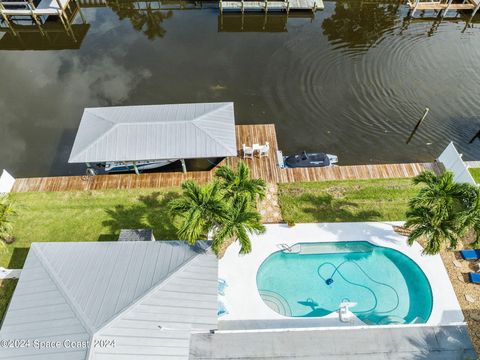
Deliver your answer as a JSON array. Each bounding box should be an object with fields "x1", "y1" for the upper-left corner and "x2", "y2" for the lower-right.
[
  {"x1": 0, "y1": 169, "x2": 15, "y2": 193},
  {"x1": 437, "y1": 142, "x2": 476, "y2": 185}
]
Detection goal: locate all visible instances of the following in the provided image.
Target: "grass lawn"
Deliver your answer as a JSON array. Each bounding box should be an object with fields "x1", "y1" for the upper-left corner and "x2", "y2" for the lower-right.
[
  {"x1": 469, "y1": 168, "x2": 480, "y2": 184},
  {"x1": 2, "y1": 188, "x2": 181, "y2": 269},
  {"x1": 278, "y1": 178, "x2": 420, "y2": 223},
  {"x1": 0, "y1": 280, "x2": 17, "y2": 322}
]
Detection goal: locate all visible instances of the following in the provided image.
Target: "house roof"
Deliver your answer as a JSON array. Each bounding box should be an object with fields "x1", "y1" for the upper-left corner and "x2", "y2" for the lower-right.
[
  {"x1": 0, "y1": 241, "x2": 218, "y2": 360},
  {"x1": 189, "y1": 325, "x2": 477, "y2": 359},
  {"x1": 68, "y1": 102, "x2": 237, "y2": 163}
]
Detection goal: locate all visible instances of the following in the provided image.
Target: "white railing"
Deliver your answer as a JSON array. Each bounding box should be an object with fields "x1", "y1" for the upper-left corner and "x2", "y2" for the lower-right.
[
  {"x1": 0, "y1": 169, "x2": 15, "y2": 194},
  {"x1": 437, "y1": 142, "x2": 476, "y2": 185}
]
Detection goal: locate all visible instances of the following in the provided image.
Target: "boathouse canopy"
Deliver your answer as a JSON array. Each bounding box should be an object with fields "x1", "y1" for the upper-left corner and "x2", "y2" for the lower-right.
[{"x1": 68, "y1": 102, "x2": 237, "y2": 163}]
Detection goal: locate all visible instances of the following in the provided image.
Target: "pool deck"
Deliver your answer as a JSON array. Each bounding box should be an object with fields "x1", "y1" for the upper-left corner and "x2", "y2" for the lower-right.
[{"x1": 218, "y1": 222, "x2": 464, "y2": 330}]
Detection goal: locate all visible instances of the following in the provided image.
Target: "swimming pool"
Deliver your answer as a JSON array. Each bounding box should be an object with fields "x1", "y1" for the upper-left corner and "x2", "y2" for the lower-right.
[{"x1": 256, "y1": 241, "x2": 433, "y2": 325}]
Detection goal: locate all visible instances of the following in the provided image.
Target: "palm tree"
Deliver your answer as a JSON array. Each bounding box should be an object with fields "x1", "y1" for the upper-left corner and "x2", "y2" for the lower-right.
[
  {"x1": 0, "y1": 195, "x2": 15, "y2": 247},
  {"x1": 456, "y1": 184, "x2": 480, "y2": 248},
  {"x1": 405, "y1": 170, "x2": 465, "y2": 254},
  {"x1": 212, "y1": 195, "x2": 266, "y2": 255},
  {"x1": 169, "y1": 180, "x2": 227, "y2": 245},
  {"x1": 215, "y1": 162, "x2": 266, "y2": 202},
  {"x1": 409, "y1": 170, "x2": 465, "y2": 217},
  {"x1": 405, "y1": 206, "x2": 459, "y2": 255}
]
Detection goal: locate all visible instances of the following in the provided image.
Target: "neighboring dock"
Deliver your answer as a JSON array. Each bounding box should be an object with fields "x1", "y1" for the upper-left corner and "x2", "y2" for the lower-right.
[
  {"x1": 12, "y1": 124, "x2": 439, "y2": 193},
  {"x1": 220, "y1": 0, "x2": 323, "y2": 12},
  {"x1": 0, "y1": 0, "x2": 86, "y2": 37},
  {"x1": 407, "y1": 0, "x2": 480, "y2": 16}
]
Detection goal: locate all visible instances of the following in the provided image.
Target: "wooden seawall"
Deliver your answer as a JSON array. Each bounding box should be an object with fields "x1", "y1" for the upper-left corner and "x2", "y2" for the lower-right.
[{"x1": 12, "y1": 124, "x2": 439, "y2": 193}]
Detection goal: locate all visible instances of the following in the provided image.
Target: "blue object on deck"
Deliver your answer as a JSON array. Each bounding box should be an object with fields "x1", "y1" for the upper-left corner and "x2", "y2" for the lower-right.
[
  {"x1": 460, "y1": 249, "x2": 480, "y2": 260},
  {"x1": 218, "y1": 278, "x2": 228, "y2": 296},
  {"x1": 469, "y1": 273, "x2": 480, "y2": 284}
]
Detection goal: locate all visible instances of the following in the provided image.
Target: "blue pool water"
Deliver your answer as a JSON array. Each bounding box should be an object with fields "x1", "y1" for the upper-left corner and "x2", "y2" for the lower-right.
[{"x1": 256, "y1": 242, "x2": 433, "y2": 325}]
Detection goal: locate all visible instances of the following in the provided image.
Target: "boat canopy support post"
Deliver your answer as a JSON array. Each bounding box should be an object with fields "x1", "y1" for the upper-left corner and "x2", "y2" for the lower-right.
[
  {"x1": 133, "y1": 163, "x2": 140, "y2": 176},
  {"x1": 181, "y1": 159, "x2": 187, "y2": 173}
]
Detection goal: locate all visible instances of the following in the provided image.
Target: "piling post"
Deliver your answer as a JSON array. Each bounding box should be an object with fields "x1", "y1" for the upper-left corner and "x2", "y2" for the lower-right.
[
  {"x1": 406, "y1": 107, "x2": 430, "y2": 144},
  {"x1": 181, "y1": 159, "x2": 187, "y2": 173}
]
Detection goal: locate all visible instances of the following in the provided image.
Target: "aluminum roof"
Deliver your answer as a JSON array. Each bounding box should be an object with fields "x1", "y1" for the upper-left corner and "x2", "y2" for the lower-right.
[
  {"x1": 190, "y1": 325, "x2": 477, "y2": 359},
  {"x1": 0, "y1": 241, "x2": 218, "y2": 360},
  {"x1": 68, "y1": 102, "x2": 237, "y2": 163}
]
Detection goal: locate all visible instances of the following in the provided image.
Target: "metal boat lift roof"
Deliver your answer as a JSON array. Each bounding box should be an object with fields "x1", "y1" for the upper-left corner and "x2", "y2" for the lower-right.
[{"x1": 68, "y1": 102, "x2": 237, "y2": 163}]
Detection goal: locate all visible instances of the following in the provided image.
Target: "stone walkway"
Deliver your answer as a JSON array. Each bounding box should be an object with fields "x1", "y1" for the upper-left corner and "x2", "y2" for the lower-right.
[
  {"x1": 440, "y1": 248, "x2": 480, "y2": 353},
  {"x1": 258, "y1": 183, "x2": 283, "y2": 224}
]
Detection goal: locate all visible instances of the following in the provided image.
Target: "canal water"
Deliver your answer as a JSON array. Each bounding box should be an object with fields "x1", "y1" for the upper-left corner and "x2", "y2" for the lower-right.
[{"x1": 1, "y1": 1, "x2": 480, "y2": 177}]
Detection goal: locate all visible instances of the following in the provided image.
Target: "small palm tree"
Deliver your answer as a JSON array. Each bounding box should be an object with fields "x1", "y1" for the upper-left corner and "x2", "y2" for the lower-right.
[
  {"x1": 215, "y1": 162, "x2": 266, "y2": 202},
  {"x1": 409, "y1": 170, "x2": 464, "y2": 217},
  {"x1": 456, "y1": 184, "x2": 480, "y2": 248},
  {"x1": 212, "y1": 195, "x2": 266, "y2": 255},
  {"x1": 405, "y1": 170, "x2": 464, "y2": 254},
  {"x1": 405, "y1": 206, "x2": 459, "y2": 255},
  {"x1": 0, "y1": 195, "x2": 15, "y2": 246},
  {"x1": 169, "y1": 180, "x2": 227, "y2": 245}
]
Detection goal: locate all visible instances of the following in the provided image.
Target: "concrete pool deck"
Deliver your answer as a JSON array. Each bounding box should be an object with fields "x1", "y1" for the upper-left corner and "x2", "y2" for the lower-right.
[{"x1": 218, "y1": 222, "x2": 464, "y2": 330}]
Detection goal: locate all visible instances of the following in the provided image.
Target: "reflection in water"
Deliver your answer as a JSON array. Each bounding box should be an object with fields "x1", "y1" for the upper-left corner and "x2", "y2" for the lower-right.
[
  {"x1": 322, "y1": 0, "x2": 402, "y2": 50},
  {"x1": 0, "y1": 0, "x2": 89, "y2": 50},
  {"x1": 0, "y1": 23, "x2": 90, "y2": 50},
  {"x1": 218, "y1": 13, "x2": 314, "y2": 32},
  {"x1": 108, "y1": 0, "x2": 173, "y2": 39},
  {"x1": 0, "y1": 1, "x2": 480, "y2": 177}
]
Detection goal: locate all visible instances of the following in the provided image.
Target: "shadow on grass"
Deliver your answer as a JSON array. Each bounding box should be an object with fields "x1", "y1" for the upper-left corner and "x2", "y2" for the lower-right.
[
  {"x1": 298, "y1": 193, "x2": 381, "y2": 222},
  {"x1": 102, "y1": 191, "x2": 179, "y2": 240},
  {"x1": 0, "y1": 279, "x2": 18, "y2": 325},
  {"x1": 7, "y1": 247, "x2": 29, "y2": 269}
]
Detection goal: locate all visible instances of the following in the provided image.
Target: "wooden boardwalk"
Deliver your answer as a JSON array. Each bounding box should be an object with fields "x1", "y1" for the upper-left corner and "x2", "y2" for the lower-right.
[
  {"x1": 12, "y1": 124, "x2": 439, "y2": 193},
  {"x1": 220, "y1": 0, "x2": 323, "y2": 12},
  {"x1": 407, "y1": 0, "x2": 480, "y2": 15}
]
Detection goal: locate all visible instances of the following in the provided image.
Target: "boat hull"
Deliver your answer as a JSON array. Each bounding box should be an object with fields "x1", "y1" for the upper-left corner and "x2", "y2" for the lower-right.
[
  {"x1": 105, "y1": 159, "x2": 178, "y2": 173},
  {"x1": 284, "y1": 152, "x2": 338, "y2": 168}
]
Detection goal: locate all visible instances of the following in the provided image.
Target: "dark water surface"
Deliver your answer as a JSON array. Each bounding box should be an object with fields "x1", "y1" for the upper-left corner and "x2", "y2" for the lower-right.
[{"x1": 1, "y1": 1, "x2": 480, "y2": 177}]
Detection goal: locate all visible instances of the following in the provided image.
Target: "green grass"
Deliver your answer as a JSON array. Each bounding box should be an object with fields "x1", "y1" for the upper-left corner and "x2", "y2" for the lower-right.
[
  {"x1": 2, "y1": 188, "x2": 181, "y2": 269},
  {"x1": 0, "y1": 280, "x2": 17, "y2": 322},
  {"x1": 278, "y1": 178, "x2": 420, "y2": 223},
  {"x1": 468, "y1": 168, "x2": 480, "y2": 184}
]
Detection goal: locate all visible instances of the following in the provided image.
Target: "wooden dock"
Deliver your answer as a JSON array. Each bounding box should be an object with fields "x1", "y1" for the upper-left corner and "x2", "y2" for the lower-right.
[
  {"x1": 220, "y1": 0, "x2": 323, "y2": 12},
  {"x1": 12, "y1": 124, "x2": 439, "y2": 193},
  {"x1": 407, "y1": 0, "x2": 480, "y2": 16}
]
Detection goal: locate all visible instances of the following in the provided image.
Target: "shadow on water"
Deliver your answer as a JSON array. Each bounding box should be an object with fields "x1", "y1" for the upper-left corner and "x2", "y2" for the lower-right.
[
  {"x1": 300, "y1": 193, "x2": 382, "y2": 222},
  {"x1": 101, "y1": 191, "x2": 180, "y2": 240},
  {"x1": 322, "y1": 0, "x2": 403, "y2": 51}
]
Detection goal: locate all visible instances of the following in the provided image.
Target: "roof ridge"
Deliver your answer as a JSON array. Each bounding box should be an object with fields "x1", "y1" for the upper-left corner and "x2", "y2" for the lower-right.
[
  {"x1": 32, "y1": 244, "x2": 96, "y2": 348},
  {"x1": 93, "y1": 243, "x2": 212, "y2": 337},
  {"x1": 191, "y1": 103, "x2": 236, "y2": 156},
  {"x1": 70, "y1": 112, "x2": 118, "y2": 163}
]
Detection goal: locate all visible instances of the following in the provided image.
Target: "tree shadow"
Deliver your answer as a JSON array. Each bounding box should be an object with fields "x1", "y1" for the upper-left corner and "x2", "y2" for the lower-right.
[
  {"x1": 102, "y1": 191, "x2": 179, "y2": 240},
  {"x1": 300, "y1": 193, "x2": 381, "y2": 222}
]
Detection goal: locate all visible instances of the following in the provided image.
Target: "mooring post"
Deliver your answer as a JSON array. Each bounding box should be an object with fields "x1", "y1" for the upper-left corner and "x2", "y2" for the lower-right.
[{"x1": 406, "y1": 107, "x2": 430, "y2": 144}]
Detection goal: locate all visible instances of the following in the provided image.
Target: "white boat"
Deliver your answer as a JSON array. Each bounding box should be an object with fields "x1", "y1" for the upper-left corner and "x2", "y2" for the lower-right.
[{"x1": 104, "y1": 159, "x2": 178, "y2": 173}]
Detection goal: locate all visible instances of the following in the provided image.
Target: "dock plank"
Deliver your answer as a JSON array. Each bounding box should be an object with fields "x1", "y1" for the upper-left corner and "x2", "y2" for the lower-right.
[{"x1": 12, "y1": 124, "x2": 438, "y2": 193}]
